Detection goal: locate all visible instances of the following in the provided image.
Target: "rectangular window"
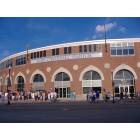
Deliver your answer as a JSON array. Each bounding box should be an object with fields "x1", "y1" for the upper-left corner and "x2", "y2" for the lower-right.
[
  {"x1": 64, "y1": 47, "x2": 67, "y2": 54},
  {"x1": 68, "y1": 47, "x2": 72, "y2": 54},
  {"x1": 64, "y1": 47, "x2": 72, "y2": 54},
  {"x1": 16, "y1": 56, "x2": 26, "y2": 66},
  {"x1": 123, "y1": 49, "x2": 128, "y2": 55},
  {"x1": 37, "y1": 52, "x2": 39, "y2": 58},
  {"x1": 52, "y1": 49, "x2": 55, "y2": 56},
  {"x1": 6, "y1": 59, "x2": 13, "y2": 68},
  {"x1": 40, "y1": 51, "x2": 43, "y2": 57},
  {"x1": 89, "y1": 45, "x2": 92, "y2": 52},
  {"x1": 52, "y1": 49, "x2": 59, "y2": 55},
  {"x1": 111, "y1": 48, "x2": 117, "y2": 55},
  {"x1": 34, "y1": 52, "x2": 37, "y2": 58},
  {"x1": 129, "y1": 49, "x2": 134, "y2": 55},
  {"x1": 79, "y1": 46, "x2": 83, "y2": 53},
  {"x1": 43, "y1": 50, "x2": 46, "y2": 57},
  {"x1": 84, "y1": 45, "x2": 87, "y2": 52},
  {"x1": 93, "y1": 44, "x2": 97, "y2": 52},
  {"x1": 31, "y1": 53, "x2": 33, "y2": 59},
  {"x1": 56, "y1": 48, "x2": 59, "y2": 55},
  {"x1": 117, "y1": 49, "x2": 122, "y2": 55}
]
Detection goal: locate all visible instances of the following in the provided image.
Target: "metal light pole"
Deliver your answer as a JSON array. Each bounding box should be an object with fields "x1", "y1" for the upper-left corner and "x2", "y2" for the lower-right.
[
  {"x1": 111, "y1": 70, "x2": 115, "y2": 103},
  {"x1": 7, "y1": 65, "x2": 11, "y2": 105},
  {"x1": 0, "y1": 78, "x2": 2, "y2": 92},
  {"x1": 104, "y1": 24, "x2": 107, "y2": 52}
]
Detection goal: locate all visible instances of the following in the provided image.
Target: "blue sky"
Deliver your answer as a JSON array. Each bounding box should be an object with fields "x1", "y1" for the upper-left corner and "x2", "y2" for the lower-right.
[{"x1": 0, "y1": 17, "x2": 140, "y2": 60}]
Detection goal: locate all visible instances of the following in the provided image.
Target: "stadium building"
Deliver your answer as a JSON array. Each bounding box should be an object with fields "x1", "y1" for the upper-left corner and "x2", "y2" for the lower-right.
[{"x1": 0, "y1": 38, "x2": 140, "y2": 100}]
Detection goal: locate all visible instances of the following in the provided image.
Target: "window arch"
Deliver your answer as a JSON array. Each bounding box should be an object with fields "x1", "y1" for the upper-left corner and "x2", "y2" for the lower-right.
[
  {"x1": 114, "y1": 69, "x2": 135, "y2": 95},
  {"x1": 82, "y1": 70, "x2": 102, "y2": 94},
  {"x1": 83, "y1": 70, "x2": 101, "y2": 80},
  {"x1": 55, "y1": 72, "x2": 70, "y2": 81},
  {"x1": 33, "y1": 74, "x2": 44, "y2": 83},
  {"x1": 114, "y1": 69, "x2": 134, "y2": 80}
]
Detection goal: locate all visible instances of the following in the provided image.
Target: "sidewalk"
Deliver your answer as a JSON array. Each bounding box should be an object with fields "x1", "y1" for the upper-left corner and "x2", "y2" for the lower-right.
[{"x1": 0, "y1": 98, "x2": 140, "y2": 105}]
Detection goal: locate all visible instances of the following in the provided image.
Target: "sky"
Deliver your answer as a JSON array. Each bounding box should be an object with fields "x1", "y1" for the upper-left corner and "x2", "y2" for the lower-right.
[{"x1": 0, "y1": 17, "x2": 140, "y2": 60}]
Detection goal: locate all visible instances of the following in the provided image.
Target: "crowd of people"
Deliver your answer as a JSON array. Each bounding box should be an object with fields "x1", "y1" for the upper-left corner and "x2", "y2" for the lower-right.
[
  {"x1": 0, "y1": 88, "x2": 140, "y2": 104},
  {"x1": 0, "y1": 88, "x2": 58, "y2": 104},
  {"x1": 86, "y1": 88, "x2": 140, "y2": 104}
]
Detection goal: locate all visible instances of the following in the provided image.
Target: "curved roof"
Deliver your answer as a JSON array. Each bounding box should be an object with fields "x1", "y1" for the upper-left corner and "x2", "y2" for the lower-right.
[{"x1": 0, "y1": 38, "x2": 140, "y2": 64}]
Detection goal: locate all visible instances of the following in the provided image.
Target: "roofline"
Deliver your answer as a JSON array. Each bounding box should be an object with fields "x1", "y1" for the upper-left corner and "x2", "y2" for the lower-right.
[{"x1": 0, "y1": 38, "x2": 140, "y2": 63}]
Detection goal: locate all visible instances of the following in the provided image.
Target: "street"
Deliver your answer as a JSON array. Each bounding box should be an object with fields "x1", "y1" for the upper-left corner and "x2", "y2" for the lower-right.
[{"x1": 0, "y1": 101, "x2": 140, "y2": 123}]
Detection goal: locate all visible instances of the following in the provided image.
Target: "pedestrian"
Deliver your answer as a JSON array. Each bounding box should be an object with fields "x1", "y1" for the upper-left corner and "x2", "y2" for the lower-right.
[
  {"x1": 119, "y1": 89, "x2": 124, "y2": 103},
  {"x1": 130, "y1": 92, "x2": 134, "y2": 100},
  {"x1": 95, "y1": 90, "x2": 100, "y2": 103},
  {"x1": 7, "y1": 91, "x2": 11, "y2": 105},
  {"x1": 91, "y1": 90, "x2": 96, "y2": 103},
  {"x1": 87, "y1": 90, "x2": 92, "y2": 103},
  {"x1": 101, "y1": 88, "x2": 106, "y2": 103}
]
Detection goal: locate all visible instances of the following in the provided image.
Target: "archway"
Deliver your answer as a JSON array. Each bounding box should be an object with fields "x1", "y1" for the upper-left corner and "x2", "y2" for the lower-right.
[
  {"x1": 54, "y1": 72, "x2": 71, "y2": 98},
  {"x1": 114, "y1": 69, "x2": 135, "y2": 96},
  {"x1": 82, "y1": 70, "x2": 102, "y2": 94},
  {"x1": 32, "y1": 74, "x2": 45, "y2": 91}
]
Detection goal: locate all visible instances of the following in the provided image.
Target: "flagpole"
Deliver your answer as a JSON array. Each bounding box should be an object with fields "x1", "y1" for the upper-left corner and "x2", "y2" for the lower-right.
[
  {"x1": 26, "y1": 44, "x2": 31, "y2": 61},
  {"x1": 104, "y1": 24, "x2": 107, "y2": 52}
]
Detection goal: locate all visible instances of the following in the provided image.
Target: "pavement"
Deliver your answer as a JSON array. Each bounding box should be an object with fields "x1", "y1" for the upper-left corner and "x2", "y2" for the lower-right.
[{"x1": 0, "y1": 100, "x2": 140, "y2": 123}]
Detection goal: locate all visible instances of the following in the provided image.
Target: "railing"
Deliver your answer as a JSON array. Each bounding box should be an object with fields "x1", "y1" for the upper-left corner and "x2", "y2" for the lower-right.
[{"x1": 31, "y1": 52, "x2": 103, "y2": 64}]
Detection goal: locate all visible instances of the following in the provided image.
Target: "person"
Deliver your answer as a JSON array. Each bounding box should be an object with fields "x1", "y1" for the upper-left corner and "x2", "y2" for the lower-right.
[
  {"x1": 95, "y1": 90, "x2": 100, "y2": 103},
  {"x1": 48, "y1": 90, "x2": 51, "y2": 102},
  {"x1": 53, "y1": 91, "x2": 57, "y2": 102},
  {"x1": 7, "y1": 90, "x2": 11, "y2": 105},
  {"x1": 119, "y1": 89, "x2": 124, "y2": 103},
  {"x1": 101, "y1": 88, "x2": 106, "y2": 103},
  {"x1": 124, "y1": 90, "x2": 129, "y2": 100},
  {"x1": 87, "y1": 90, "x2": 92, "y2": 103},
  {"x1": 130, "y1": 91, "x2": 134, "y2": 100},
  {"x1": 91, "y1": 90, "x2": 96, "y2": 103}
]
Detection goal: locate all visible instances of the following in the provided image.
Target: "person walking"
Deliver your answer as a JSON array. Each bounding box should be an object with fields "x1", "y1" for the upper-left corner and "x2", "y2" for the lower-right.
[
  {"x1": 95, "y1": 90, "x2": 100, "y2": 103},
  {"x1": 101, "y1": 88, "x2": 106, "y2": 103},
  {"x1": 91, "y1": 90, "x2": 96, "y2": 103},
  {"x1": 119, "y1": 89, "x2": 124, "y2": 103}
]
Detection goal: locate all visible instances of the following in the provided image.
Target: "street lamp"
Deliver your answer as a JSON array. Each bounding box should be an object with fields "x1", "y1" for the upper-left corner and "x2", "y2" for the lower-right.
[
  {"x1": 7, "y1": 65, "x2": 11, "y2": 105},
  {"x1": 0, "y1": 78, "x2": 2, "y2": 92},
  {"x1": 111, "y1": 70, "x2": 115, "y2": 103}
]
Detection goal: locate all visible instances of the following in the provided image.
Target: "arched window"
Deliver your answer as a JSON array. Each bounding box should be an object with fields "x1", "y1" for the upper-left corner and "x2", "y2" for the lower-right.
[
  {"x1": 33, "y1": 74, "x2": 44, "y2": 83},
  {"x1": 83, "y1": 70, "x2": 101, "y2": 80},
  {"x1": 54, "y1": 72, "x2": 70, "y2": 98},
  {"x1": 114, "y1": 69, "x2": 134, "y2": 80},
  {"x1": 17, "y1": 76, "x2": 24, "y2": 92},
  {"x1": 32, "y1": 74, "x2": 45, "y2": 91},
  {"x1": 114, "y1": 69, "x2": 135, "y2": 95},
  {"x1": 55, "y1": 72, "x2": 70, "y2": 81},
  {"x1": 82, "y1": 70, "x2": 102, "y2": 94}
]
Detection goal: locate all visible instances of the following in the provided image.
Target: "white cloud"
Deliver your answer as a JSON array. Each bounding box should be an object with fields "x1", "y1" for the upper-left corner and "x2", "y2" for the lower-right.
[
  {"x1": 96, "y1": 22, "x2": 117, "y2": 33},
  {"x1": 92, "y1": 22, "x2": 127, "y2": 39}
]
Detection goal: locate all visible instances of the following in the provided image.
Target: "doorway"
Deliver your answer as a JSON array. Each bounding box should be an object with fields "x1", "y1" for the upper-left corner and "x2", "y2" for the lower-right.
[{"x1": 55, "y1": 87, "x2": 70, "y2": 98}]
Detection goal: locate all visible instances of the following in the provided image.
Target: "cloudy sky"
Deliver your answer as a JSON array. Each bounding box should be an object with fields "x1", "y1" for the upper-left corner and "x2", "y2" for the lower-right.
[{"x1": 0, "y1": 17, "x2": 140, "y2": 59}]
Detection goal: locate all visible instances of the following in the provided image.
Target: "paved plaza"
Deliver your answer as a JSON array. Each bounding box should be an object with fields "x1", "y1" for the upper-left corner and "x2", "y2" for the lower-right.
[{"x1": 0, "y1": 101, "x2": 140, "y2": 123}]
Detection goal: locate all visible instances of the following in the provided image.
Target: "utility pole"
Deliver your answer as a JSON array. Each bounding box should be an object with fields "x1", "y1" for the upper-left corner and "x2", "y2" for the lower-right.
[
  {"x1": 104, "y1": 24, "x2": 107, "y2": 52},
  {"x1": 26, "y1": 44, "x2": 31, "y2": 61}
]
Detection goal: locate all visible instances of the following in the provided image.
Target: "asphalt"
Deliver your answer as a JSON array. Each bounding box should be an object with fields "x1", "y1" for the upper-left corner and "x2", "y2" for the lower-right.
[{"x1": 0, "y1": 101, "x2": 140, "y2": 123}]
